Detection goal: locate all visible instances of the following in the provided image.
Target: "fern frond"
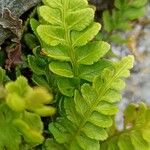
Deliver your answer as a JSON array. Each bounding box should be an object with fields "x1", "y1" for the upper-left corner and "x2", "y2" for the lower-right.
[
  {"x1": 103, "y1": 0, "x2": 147, "y2": 33},
  {"x1": 45, "y1": 56, "x2": 134, "y2": 150},
  {"x1": 35, "y1": 0, "x2": 110, "y2": 96},
  {"x1": 101, "y1": 102, "x2": 150, "y2": 150}
]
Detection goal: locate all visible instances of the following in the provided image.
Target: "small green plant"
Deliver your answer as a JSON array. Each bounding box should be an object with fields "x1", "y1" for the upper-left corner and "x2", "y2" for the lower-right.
[
  {"x1": 102, "y1": 0, "x2": 147, "y2": 43},
  {"x1": 0, "y1": 68, "x2": 55, "y2": 149},
  {"x1": 101, "y1": 102, "x2": 150, "y2": 150}
]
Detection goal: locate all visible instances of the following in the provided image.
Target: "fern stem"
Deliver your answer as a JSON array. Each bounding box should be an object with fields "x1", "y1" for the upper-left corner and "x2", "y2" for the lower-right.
[
  {"x1": 62, "y1": 1, "x2": 79, "y2": 77},
  {"x1": 66, "y1": 30, "x2": 79, "y2": 76}
]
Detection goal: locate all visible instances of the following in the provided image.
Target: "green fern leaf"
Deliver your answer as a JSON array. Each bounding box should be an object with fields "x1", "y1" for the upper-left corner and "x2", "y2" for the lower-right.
[
  {"x1": 47, "y1": 56, "x2": 134, "y2": 150},
  {"x1": 43, "y1": 139, "x2": 66, "y2": 150},
  {"x1": 123, "y1": 7, "x2": 145, "y2": 20},
  {"x1": 35, "y1": 0, "x2": 106, "y2": 92},
  {"x1": 28, "y1": 55, "x2": 47, "y2": 75},
  {"x1": 130, "y1": 130, "x2": 149, "y2": 150},
  {"x1": 30, "y1": 18, "x2": 40, "y2": 37},
  {"x1": 118, "y1": 134, "x2": 134, "y2": 150},
  {"x1": 57, "y1": 77, "x2": 78, "y2": 97},
  {"x1": 32, "y1": 74, "x2": 51, "y2": 90},
  {"x1": 72, "y1": 23, "x2": 101, "y2": 47},
  {"x1": 37, "y1": 25, "x2": 65, "y2": 46},
  {"x1": 78, "y1": 60, "x2": 113, "y2": 82},
  {"x1": 102, "y1": 11, "x2": 113, "y2": 32},
  {"x1": 114, "y1": 0, "x2": 123, "y2": 9},
  {"x1": 38, "y1": 6, "x2": 62, "y2": 25},
  {"x1": 66, "y1": 8, "x2": 94, "y2": 31},
  {"x1": 43, "y1": 45, "x2": 70, "y2": 61},
  {"x1": 24, "y1": 33, "x2": 39, "y2": 49},
  {"x1": 76, "y1": 41, "x2": 110, "y2": 65},
  {"x1": 101, "y1": 103, "x2": 150, "y2": 150},
  {"x1": 104, "y1": 0, "x2": 147, "y2": 33},
  {"x1": 131, "y1": 0, "x2": 147, "y2": 8},
  {"x1": 49, "y1": 61, "x2": 74, "y2": 78}
]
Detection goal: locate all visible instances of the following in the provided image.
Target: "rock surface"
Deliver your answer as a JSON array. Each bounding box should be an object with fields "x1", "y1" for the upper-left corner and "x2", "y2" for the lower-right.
[{"x1": 0, "y1": 0, "x2": 41, "y2": 45}]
